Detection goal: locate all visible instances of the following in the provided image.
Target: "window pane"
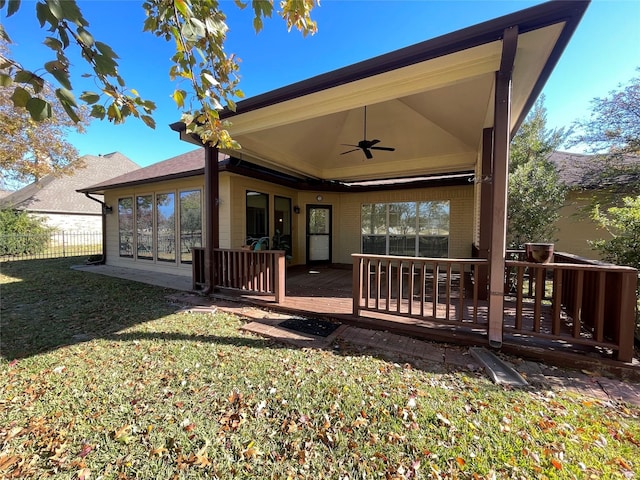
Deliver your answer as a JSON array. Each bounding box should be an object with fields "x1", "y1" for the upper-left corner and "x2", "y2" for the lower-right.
[
  {"x1": 362, "y1": 201, "x2": 450, "y2": 257},
  {"x1": 156, "y1": 193, "x2": 175, "y2": 263},
  {"x1": 246, "y1": 191, "x2": 269, "y2": 244},
  {"x1": 389, "y1": 235, "x2": 415, "y2": 256},
  {"x1": 362, "y1": 203, "x2": 387, "y2": 235},
  {"x1": 418, "y1": 236, "x2": 449, "y2": 257},
  {"x1": 118, "y1": 197, "x2": 133, "y2": 257},
  {"x1": 136, "y1": 195, "x2": 153, "y2": 260},
  {"x1": 419, "y1": 201, "x2": 450, "y2": 235},
  {"x1": 274, "y1": 196, "x2": 292, "y2": 256},
  {"x1": 180, "y1": 190, "x2": 202, "y2": 264},
  {"x1": 362, "y1": 235, "x2": 386, "y2": 255},
  {"x1": 389, "y1": 202, "x2": 416, "y2": 235}
]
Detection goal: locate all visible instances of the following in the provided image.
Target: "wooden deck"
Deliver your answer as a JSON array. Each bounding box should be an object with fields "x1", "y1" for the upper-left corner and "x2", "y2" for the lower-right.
[{"x1": 213, "y1": 264, "x2": 637, "y2": 370}]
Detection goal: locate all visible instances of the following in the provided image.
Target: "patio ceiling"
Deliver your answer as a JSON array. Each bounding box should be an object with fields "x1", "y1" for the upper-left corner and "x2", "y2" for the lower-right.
[{"x1": 175, "y1": 1, "x2": 587, "y2": 183}]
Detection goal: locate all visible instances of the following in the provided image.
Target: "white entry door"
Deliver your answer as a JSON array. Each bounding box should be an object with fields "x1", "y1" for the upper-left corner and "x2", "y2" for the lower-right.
[{"x1": 306, "y1": 205, "x2": 332, "y2": 264}]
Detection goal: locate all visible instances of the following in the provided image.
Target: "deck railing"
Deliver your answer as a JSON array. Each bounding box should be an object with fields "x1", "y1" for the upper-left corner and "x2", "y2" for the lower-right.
[
  {"x1": 213, "y1": 248, "x2": 286, "y2": 302},
  {"x1": 505, "y1": 255, "x2": 637, "y2": 362},
  {"x1": 352, "y1": 254, "x2": 488, "y2": 328}
]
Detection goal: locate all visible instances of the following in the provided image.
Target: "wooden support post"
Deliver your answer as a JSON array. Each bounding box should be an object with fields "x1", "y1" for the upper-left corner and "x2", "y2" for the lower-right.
[
  {"x1": 274, "y1": 251, "x2": 286, "y2": 303},
  {"x1": 616, "y1": 270, "x2": 637, "y2": 362},
  {"x1": 204, "y1": 144, "x2": 220, "y2": 293},
  {"x1": 488, "y1": 26, "x2": 518, "y2": 348},
  {"x1": 477, "y1": 127, "x2": 493, "y2": 300}
]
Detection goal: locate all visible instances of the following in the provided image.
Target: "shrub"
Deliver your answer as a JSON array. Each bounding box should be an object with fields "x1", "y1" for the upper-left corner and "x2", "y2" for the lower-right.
[{"x1": 0, "y1": 209, "x2": 51, "y2": 255}]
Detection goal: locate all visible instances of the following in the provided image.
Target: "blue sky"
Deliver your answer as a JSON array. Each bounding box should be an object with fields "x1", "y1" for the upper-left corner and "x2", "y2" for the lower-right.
[{"x1": 3, "y1": 0, "x2": 639, "y2": 167}]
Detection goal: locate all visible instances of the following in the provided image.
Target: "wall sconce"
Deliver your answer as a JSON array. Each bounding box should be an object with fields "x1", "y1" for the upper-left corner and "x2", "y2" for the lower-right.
[
  {"x1": 293, "y1": 206, "x2": 300, "y2": 214},
  {"x1": 103, "y1": 205, "x2": 113, "y2": 214}
]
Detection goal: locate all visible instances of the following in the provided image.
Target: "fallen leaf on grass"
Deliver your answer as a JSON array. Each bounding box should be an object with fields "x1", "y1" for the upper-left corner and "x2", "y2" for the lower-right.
[
  {"x1": 113, "y1": 425, "x2": 134, "y2": 444},
  {"x1": 551, "y1": 458, "x2": 563, "y2": 470}
]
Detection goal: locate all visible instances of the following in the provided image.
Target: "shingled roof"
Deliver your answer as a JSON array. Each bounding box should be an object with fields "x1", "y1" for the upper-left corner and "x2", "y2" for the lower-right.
[
  {"x1": 0, "y1": 152, "x2": 140, "y2": 214},
  {"x1": 548, "y1": 151, "x2": 640, "y2": 189},
  {"x1": 78, "y1": 149, "x2": 211, "y2": 194}
]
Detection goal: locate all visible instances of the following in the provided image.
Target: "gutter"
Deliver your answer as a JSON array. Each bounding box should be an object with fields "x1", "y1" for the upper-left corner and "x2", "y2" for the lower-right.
[{"x1": 83, "y1": 192, "x2": 112, "y2": 265}]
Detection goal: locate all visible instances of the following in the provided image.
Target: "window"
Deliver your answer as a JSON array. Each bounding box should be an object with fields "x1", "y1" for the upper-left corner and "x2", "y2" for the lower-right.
[
  {"x1": 179, "y1": 190, "x2": 202, "y2": 263},
  {"x1": 274, "y1": 196, "x2": 292, "y2": 256},
  {"x1": 118, "y1": 197, "x2": 133, "y2": 257},
  {"x1": 156, "y1": 193, "x2": 175, "y2": 263},
  {"x1": 361, "y1": 201, "x2": 449, "y2": 257},
  {"x1": 246, "y1": 191, "x2": 268, "y2": 246},
  {"x1": 136, "y1": 195, "x2": 153, "y2": 260}
]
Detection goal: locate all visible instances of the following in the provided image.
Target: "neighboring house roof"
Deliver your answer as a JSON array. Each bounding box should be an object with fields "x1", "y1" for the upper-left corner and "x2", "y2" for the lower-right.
[
  {"x1": 79, "y1": 149, "x2": 209, "y2": 193},
  {"x1": 0, "y1": 152, "x2": 140, "y2": 214},
  {"x1": 0, "y1": 189, "x2": 12, "y2": 199},
  {"x1": 548, "y1": 151, "x2": 640, "y2": 189}
]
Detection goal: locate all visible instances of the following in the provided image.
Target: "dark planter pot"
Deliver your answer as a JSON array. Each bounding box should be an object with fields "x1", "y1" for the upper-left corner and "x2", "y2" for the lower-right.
[{"x1": 524, "y1": 243, "x2": 554, "y2": 264}]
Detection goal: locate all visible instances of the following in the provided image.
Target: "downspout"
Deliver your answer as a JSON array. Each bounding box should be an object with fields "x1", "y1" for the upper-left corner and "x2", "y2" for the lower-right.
[{"x1": 84, "y1": 192, "x2": 111, "y2": 265}]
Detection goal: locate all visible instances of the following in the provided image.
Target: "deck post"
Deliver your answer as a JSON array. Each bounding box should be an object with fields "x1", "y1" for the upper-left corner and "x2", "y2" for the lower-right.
[
  {"x1": 352, "y1": 255, "x2": 361, "y2": 316},
  {"x1": 488, "y1": 26, "x2": 518, "y2": 348},
  {"x1": 274, "y1": 251, "x2": 286, "y2": 303},
  {"x1": 477, "y1": 127, "x2": 493, "y2": 301},
  {"x1": 616, "y1": 270, "x2": 637, "y2": 362},
  {"x1": 204, "y1": 144, "x2": 220, "y2": 293}
]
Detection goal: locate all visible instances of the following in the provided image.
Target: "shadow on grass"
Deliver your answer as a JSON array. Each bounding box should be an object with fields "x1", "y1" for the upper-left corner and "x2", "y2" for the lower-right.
[{"x1": 1, "y1": 257, "x2": 195, "y2": 360}]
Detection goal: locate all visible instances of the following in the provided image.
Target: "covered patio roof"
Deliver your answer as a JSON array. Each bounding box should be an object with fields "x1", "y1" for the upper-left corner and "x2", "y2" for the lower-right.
[{"x1": 172, "y1": 1, "x2": 588, "y2": 182}]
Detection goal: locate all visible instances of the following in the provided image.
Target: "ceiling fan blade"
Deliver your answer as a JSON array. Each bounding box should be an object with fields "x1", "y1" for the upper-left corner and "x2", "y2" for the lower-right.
[
  {"x1": 341, "y1": 143, "x2": 359, "y2": 147},
  {"x1": 368, "y1": 139, "x2": 380, "y2": 146},
  {"x1": 341, "y1": 148, "x2": 360, "y2": 155},
  {"x1": 363, "y1": 148, "x2": 373, "y2": 160},
  {"x1": 370, "y1": 146, "x2": 395, "y2": 151}
]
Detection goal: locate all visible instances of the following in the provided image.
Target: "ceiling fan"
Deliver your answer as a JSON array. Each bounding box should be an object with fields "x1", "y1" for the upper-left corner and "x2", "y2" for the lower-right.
[{"x1": 340, "y1": 106, "x2": 395, "y2": 159}]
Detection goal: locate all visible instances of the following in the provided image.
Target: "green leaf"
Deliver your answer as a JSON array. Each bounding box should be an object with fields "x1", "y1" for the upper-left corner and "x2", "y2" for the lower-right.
[
  {"x1": 26, "y1": 97, "x2": 52, "y2": 121},
  {"x1": 172, "y1": 89, "x2": 186, "y2": 108},
  {"x1": 107, "y1": 103, "x2": 123, "y2": 123},
  {"x1": 46, "y1": 0, "x2": 63, "y2": 20},
  {"x1": 58, "y1": 26, "x2": 69, "y2": 48},
  {"x1": 35, "y1": 1, "x2": 56, "y2": 28},
  {"x1": 14, "y1": 70, "x2": 36, "y2": 83},
  {"x1": 43, "y1": 36, "x2": 63, "y2": 51},
  {"x1": 141, "y1": 115, "x2": 156, "y2": 129},
  {"x1": 59, "y1": 98, "x2": 81, "y2": 123},
  {"x1": 202, "y1": 72, "x2": 218, "y2": 87},
  {"x1": 45, "y1": 60, "x2": 72, "y2": 90},
  {"x1": 174, "y1": 0, "x2": 189, "y2": 17},
  {"x1": 7, "y1": 0, "x2": 20, "y2": 17},
  {"x1": 90, "y1": 104, "x2": 106, "y2": 120},
  {"x1": 55, "y1": 87, "x2": 77, "y2": 107},
  {"x1": 93, "y1": 54, "x2": 117, "y2": 76},
  {"x1": 10, "y1": 86, "x2": 31, "y2": 108},
  {"x1": 60, "y1": 0, "x2": 87, "y2": 26},
  {"x1": 0, "y1": 73, "x2": 12, "y2": 87},
  {"x1": 80, "y1": 91, "x2": 101, "y2": 104},
  {"x1": 95, "y1": 42, "x2": 119, "y2": 60},
  {"x1": 76, "y1": 27, "x2": 94, "y2": 47}
]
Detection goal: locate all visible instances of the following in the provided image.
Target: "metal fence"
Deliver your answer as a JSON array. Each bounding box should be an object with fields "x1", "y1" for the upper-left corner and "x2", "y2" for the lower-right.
[{"x1": 0, "y1": 231, "x2": 103, "y2": 261}]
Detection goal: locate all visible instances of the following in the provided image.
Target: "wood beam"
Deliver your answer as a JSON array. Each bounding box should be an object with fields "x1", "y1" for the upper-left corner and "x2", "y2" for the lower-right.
[
  {"x1": 204, "y1": 144, "x2": 220, "y2": 293},
  {"x1": 476, "y1": 127, "x2": 494, "y2": 301},
  {"x1": 488, "y1": 26, "x2": 518, "y2": 348}
]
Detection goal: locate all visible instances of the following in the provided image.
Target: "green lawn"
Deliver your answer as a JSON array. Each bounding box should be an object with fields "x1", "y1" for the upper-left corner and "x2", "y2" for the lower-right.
[{"x1": 1, "y1": 258, "x2": 639, "y2": 479}]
